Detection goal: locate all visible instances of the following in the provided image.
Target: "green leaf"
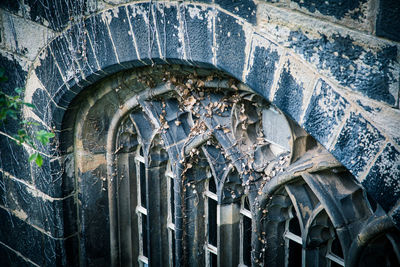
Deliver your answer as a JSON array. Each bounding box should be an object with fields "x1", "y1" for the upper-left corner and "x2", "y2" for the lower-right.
[
  {"x1": 36, "y1": 130, "x2": 55, "y2": 145},
  {"x1": 14, "y1": 134, "x2": 24, "y2": 145},
  {"x1": 35, "y1": 154, "x2": 43, "y2": 167},
  {"x1": 17, "y1": 128, "x2": 26, "y2": 136},
  {"x1": 28, "y1": 152, "x2": 43, "y2": 167},
  {"x1": 22, "y1": 102, "x2": 36, "y2": 109}
]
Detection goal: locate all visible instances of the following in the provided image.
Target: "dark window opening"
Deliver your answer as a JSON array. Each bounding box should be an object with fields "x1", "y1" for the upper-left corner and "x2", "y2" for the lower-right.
[
  {"x1": 142, "y1": 215, "x2": 148, "y2": 258},
  {"x1": 209, "y1": 178, "x2": 217, "y2": 194},
  {"x1": 243, "y1": 215, "x2": 252, "y2": 266},
  {"x1": 208, "y1": 197, "x2": 218, "y2": 247}
]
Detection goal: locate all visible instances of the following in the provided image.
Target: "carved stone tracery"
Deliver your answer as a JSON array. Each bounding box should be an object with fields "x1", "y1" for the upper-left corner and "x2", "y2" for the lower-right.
[{"x1": 70, "y1": 66, "x2": 400, "y2": 266}]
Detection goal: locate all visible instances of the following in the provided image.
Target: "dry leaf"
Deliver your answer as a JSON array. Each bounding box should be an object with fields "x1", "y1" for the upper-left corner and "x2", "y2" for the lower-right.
[
  {"x1": 219, "y1": 103, "x2": 226, "y2": 112},
  {"x1": 239, "y1": 114, "x2": 247, "y2": 121}
]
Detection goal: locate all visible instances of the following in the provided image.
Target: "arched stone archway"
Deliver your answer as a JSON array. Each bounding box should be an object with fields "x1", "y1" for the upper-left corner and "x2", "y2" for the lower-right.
[{"x1": 23, "y1": 1, "x2": 400, "y2": 227}]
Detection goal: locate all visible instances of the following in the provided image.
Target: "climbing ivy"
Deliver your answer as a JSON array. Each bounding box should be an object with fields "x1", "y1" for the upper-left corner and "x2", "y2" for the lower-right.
[{"x1": 0, "y1": 68, "x2": 54, "y2": 167}]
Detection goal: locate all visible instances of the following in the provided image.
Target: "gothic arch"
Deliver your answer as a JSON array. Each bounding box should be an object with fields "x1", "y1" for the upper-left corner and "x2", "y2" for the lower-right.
[
  {"x1": 23, "y1": 2, "x2": 400, "y2": 222},
  {"x1": 65, "y1": 63, "x2": 400, "y2": 266},
  {"x1": 20, "y1": 1, "x2": 400, "y2": 265}
]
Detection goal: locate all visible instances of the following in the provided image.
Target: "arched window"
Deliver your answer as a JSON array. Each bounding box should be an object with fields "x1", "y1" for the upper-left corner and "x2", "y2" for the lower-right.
[
  {"x1": 72, "y1": 66, "x2": 400, "y2": 267},
  {"x1": 283, "y1": 204, "x2": 345, "y2": 266},
  {"x1": 261, "y1": 171, "x2": 372, "y2": 267},
  {"x1": 114, "y1": 110, "x2": 169, "y2": 266}
]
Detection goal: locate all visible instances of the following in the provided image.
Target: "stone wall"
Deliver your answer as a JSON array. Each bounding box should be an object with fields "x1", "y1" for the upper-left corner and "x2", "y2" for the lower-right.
[{"x1": 0, "y1": 0, "x2": 399, "y2": 266}]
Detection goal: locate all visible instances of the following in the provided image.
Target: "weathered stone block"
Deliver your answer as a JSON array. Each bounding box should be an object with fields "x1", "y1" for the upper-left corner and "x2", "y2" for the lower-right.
[
  {"x1": 303, "y1": 79, "x2": 350, "y2": 146},
  {"x1": 290, "y1": 0, "x2": 368, "y2": 20},
  {"x1": 105, "y1": 6, "x2": 144, "y2": 69},
  {"x1": 245, "y1": 34, "x2": 282, "y2": 99},
  {"x1": 0, "y1": 242, "x2": 33, "y2": 267},
  {"x1": 376, "y1": 0, "x2": 400, "y2": 42},
  {"x1": 362, "y1": 143, "x2": 400, "y2": 211},
  {"x1": 191, "y1": 0, "x2": 212, "y2": 3},
  {"x1": 332, "y1": 112, "x2": 386, "y2": 177},
  {"x1": 215, "y1": 11, "x2": 247, "y2": 80},
  {"x1": 153, "y1": 2, "x2": 182, "y2": 64},
  {"x1": 28, "y1": 83, "x2": 74, "y2": 126},
  {"x1": 0, "y1": 135, "x2": 31, "y2": 183},
  {"x1": 126, "y1": 3, "x2": 162, "y2": 65},
  {"x1": 0, "y1": 52, "x2": 28, "y2": 95},
  {"x1": 30, "y1": 88, "x2": 66, "y2": 130},
  {"x1": 215, "y1": 0, "x2": 257, "y2": 24},
  {"x1": 85, "y1": 13, "x2": 120, "y2": 74},
  {"x1": 0, "y1": 10, "x2": 54, "y2": 61},
  {"x1": 32, "y1": 155, "x2": 74, "y2": 199},
  {"x1": 181, "y1": 4, "x2": 214, "y2": 67},
  {"x1": 265, "y1": 0, "x2": 374, "y2": 33},
  {"x1": 353, "y1": 97, "x2": 400, "y2": 146},
  {"x1": 67, "y1": 23, "x2": 102, "y2": 84},
  {"x1": 0, "y1": 172, "x2": 77, "y2": 238},
  {"x1": 287, "y1": 31, "x2": 399, "y2": 106},
  {"x1": 30, "y1": 88, "x2": 49, "y2": 119},
  {"x1": 51, "y1": 84, "x2": 78, "y2": 109},
  {"x1": 49, "y1": 35, "x2": 83, "y2": 90},
  {"x1": 34, "y1": 48, "x2": 65, "y2": 98},
  {"x1": 273, "y1": 60, "x2": 314, "y2": 122},
  {"x1": 0, "y1": 207, "x2": 50, "y2": 265},
  {"x1": 1, "y1": 0, "x2": 95, "y2": 32}
]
